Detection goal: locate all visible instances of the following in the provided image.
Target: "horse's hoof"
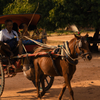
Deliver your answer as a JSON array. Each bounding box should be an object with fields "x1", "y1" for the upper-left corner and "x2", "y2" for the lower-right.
[
  {"x1": 38, "y1": 94, "x2": 41, "y2": 99},
  {"x1": 40, "y1": 91, "x2": 45, "y2": 97},
  {"x1": 58, "y1": 97, "x2": 61, "y2": 100},
  {"x1": 38, "y1": 97, "x2": 41, "y2": 100}
]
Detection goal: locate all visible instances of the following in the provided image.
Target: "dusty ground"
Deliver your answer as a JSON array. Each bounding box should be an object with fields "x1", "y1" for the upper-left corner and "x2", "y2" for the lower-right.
[{"x1": 1, "y1": 33, "x2": 100, "y2": 100}]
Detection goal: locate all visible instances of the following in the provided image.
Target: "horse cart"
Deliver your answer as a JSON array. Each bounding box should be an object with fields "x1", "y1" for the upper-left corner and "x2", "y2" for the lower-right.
[{"x1": 0, "y1": 14, "x2": 54, "y2": 96}]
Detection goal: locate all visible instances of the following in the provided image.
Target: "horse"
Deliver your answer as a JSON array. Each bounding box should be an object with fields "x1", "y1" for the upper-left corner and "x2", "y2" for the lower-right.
[{"x1": 23, "y1": 34, "x2": 92, "y2": 100}]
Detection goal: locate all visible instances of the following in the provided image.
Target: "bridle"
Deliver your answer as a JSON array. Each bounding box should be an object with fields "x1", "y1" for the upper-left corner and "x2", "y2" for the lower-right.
[
  {"x1": 63, "y1": 38, "x2": 91, "y2": 62},
  {"x1": 74, "y1": 37, "x2": 91, "y2": 59},
  {"x1": 75, "y1": 39, "x2": 83, "y2": 55}
]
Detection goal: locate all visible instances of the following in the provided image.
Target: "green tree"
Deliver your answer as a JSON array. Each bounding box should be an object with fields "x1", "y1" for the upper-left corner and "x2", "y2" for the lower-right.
[
  {"x1": 49, "y1": 0, "x2": 100, "y2": 31},
  {"x1": 28, "y1": 0, "x2": 55, "y2": 30},
  {"x1": 3, "y1": 0, "x2": 35, "y2": 14},
  {"x1": 3, "y1": 0, "x2": 55, "y2": 30},
  {"x1": 3, "y1": 0, "x2": 100, "y2": 33},
  {"x1": 0, "y1": 0, "x2": 14, "y2": 15}
]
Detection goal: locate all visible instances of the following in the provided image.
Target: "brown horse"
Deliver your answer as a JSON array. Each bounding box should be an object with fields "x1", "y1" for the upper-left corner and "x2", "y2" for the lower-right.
[{"x1": 23, "y1": 34, "x2": 92, "y2": 100}]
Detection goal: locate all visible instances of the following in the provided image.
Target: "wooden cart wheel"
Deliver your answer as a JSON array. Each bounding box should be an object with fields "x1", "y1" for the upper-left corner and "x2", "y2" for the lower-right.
[
  {"x1": 32, "y1": 76, "x2": 54, "y2": 91},
  {"x1": 0, "y1": 61, "x2": 5, "y2": 96}
]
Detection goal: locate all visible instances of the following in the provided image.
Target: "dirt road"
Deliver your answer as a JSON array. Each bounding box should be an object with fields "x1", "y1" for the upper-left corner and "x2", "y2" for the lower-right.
[{"x1": 1, "y1": 33, "x2": 100, "y2": 100}]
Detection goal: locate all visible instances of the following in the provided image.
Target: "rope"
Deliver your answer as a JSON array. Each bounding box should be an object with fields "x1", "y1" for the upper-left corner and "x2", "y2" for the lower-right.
[
  {"x1": 65, "y1": 41, "x2": 70, "y2": 55},
  {"x1": 62, "y1": 47, "x2": 81, "y2": 61},
  {"x1": 24, "y1": 36, "x2": 57, "y2": 49},
  {"x1": 22, "y1": 44, "x2": 28, "y2": 53}
]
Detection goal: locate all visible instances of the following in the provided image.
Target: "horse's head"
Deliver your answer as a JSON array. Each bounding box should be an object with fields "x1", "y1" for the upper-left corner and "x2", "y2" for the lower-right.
[{"x1": 70, "y1": 34, "x2": 92, "y2": 60}]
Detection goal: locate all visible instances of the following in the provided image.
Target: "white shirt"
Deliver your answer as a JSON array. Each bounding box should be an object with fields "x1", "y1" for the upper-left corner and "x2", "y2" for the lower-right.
[{"x1": 0, "y1": 29, "x2": 19, "y2": 42}]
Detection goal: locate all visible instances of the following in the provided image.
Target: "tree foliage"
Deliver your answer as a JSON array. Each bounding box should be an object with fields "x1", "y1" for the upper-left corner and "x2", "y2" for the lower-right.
[
  {"x1": 0, "y1": 0, "x2": 13, "y2": 15},
  {"x1": 1, "y1": 0, "x2": 100, "y2": 31},
  {"x1": 3, "y1": 0, "x2": 35, "y2": 14},
  {"x1": 28, "y1": 0, "x2": 55, "y2": 30},
  {"x1": 49, "y1": 0, "x2": 100, "y2": 29}
]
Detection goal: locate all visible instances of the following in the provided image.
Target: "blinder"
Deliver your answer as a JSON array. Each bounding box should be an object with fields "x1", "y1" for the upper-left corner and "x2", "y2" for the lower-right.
[
  {"x1": 75, "y1": 39, "x2": 83, "y2": 55},
  {"x1": 78, "y1": 40, "x2": 82, "y2": 48},
  {"x1": 76, "y1": 39, "x2": 82, "y2": 49}
]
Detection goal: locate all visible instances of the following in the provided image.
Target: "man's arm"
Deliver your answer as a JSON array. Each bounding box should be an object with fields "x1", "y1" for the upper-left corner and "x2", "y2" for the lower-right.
[{"x1": 0, "y1": 31, "x2": 3, "y2": 41}]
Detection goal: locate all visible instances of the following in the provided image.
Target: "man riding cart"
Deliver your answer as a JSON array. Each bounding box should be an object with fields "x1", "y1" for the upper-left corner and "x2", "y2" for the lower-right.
[
  {"x1": 0, "y1": 19, "x2": 19, "y2": 77},
  {"x1": 0, "y1": 19, "x2": 19, "y2": 54}
]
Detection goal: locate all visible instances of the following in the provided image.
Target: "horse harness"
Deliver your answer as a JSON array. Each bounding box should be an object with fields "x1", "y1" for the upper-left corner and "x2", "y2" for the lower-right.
[
  {"x1": 21, "y1": 36, "x2": 91, "y2": 76},
  {"x1": 48, "y1": 38, "x2": 90, "y2": 76}
]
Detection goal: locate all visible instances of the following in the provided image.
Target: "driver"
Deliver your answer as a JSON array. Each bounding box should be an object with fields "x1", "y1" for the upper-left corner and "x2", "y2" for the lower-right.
[
  {"x1": 0, "y1": 19, "x2": 19, "y2": 77},
  {"x1": 0, "y1": 19, "x2": 19, "y2": 52}
]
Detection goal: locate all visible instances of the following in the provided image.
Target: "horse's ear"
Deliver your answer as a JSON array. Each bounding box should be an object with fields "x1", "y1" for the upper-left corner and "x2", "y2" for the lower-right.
[
  {"x1": 84, "y1": 33, "x2": 88, "y2": 38},
  {"x1": 74, "y1": 33, "x2": 80, "y2": 39}
]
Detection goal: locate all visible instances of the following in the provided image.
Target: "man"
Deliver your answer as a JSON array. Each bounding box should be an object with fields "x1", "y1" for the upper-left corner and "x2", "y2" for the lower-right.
[
  {"x1": 0, "y1": 19, "x2": 19, "y2": 77},
  {"x1": 19, "y1": 23, "x2": 29, "y2": 36},
  {"x1": 0, "y1": 19, "x2": 19, "y2": 51}
]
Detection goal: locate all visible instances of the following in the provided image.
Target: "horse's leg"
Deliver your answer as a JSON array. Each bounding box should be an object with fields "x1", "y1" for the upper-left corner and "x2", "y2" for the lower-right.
[
  {"x1": 58, "y1": 83, "x2": 66, "y2": 100},
  {"x1": 65, "y1": 75, "x2": 74, "y2": 100},
  {"x1": 58, "y1": 74, "x2": 74, "y2": 100},
  {"x1": 35, "y1": 63, "x2": 40, "y2": 99},
  {"x1": 40, "y1": 75, "x2": 47, "y2": 97}
]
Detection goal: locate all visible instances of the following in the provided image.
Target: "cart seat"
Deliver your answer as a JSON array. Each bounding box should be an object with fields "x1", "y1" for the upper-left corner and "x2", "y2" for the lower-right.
[
  {"x1": 22, "y1": 39, "x2": 42, "y2": 45},
  {"x1": 23, "y1": 39, "x2": 42, "y2": 52}
]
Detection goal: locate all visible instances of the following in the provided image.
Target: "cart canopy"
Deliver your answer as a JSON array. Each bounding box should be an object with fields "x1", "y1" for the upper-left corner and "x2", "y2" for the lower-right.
[{"x1": 0, "y1": 13, "x2": 41, "y2": 26}]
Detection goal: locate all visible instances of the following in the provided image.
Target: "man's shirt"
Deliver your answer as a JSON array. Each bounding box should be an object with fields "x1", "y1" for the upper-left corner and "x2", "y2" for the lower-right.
[{"x1": 0, "y1": 29, "x2": 19, "y2": 42}]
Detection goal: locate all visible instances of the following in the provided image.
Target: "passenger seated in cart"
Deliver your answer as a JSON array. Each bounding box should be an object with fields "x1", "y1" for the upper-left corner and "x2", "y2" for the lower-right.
[
  {"x1": 19, "y1": 23, "x2": 30, "y2": 37},
  {"x1": 0, "y1": 19, "x2": 19, "y2": 51},
  {"x1": 13, "y1": 22, "x2": 19, "y2": 36},
  {"x1": 19, "y1": 23, "x2": 42, "y2": 44}
]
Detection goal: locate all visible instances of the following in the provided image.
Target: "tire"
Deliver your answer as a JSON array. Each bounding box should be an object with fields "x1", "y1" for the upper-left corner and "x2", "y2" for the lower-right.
[
  {"x1": 0, "y1": 61, "x2": 5, "y2": 96},
  {"x1": 32, "y1": 76, "x2": 54, "y2": 91}
]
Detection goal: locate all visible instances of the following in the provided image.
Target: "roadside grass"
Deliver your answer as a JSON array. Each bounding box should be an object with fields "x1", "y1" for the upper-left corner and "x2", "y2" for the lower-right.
[
  {"x1": 47, "y1": 30, "x2": 95, "y2": 36},
  {"x1": 46, "y1": 30, "x2": 95, "y2": 45},
  {"x1": 47, "y1": 40, "x2": 63, "y2": 46}
]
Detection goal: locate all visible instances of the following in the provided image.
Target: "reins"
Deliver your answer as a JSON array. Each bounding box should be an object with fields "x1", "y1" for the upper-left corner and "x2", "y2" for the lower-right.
[
  {"x1": 16, "y1": 35, "x2": 91, "y2": 66},
  {"x1": 23, "y1": 36, "x2": 91, "y2": 61},
  {"x1": 24, "y1": 36, "x2": 57, "y2": 49}
]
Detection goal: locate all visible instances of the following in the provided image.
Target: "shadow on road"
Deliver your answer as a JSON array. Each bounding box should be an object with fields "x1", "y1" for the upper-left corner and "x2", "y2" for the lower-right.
[
  {"x1": 17, "y1": 89, "x2": 36, "y2": 93},
  {"x1": 2, "y1": 85, "x2": 100, "y2": 100},
  {"x1": 1, "y1": 95, "x2": 37, "y2": 100}
]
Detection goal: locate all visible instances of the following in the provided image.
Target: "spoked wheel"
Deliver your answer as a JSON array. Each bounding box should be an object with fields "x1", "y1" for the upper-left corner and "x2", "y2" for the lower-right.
[
  {"x1": 32, "y1": 76, "x2": 54, "y2": 91},
  {"x1": 0, "y1": 61, "x2": 5, "y2": 96}
]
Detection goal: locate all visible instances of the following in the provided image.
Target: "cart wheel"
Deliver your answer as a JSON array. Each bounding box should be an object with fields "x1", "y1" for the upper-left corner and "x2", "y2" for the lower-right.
[
  {"x1": 32, "y1": 76, "x2": 54, "y2": 91},
  {"x1": 0, "y1": 61, "x2": 5, "y2": 96}
]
